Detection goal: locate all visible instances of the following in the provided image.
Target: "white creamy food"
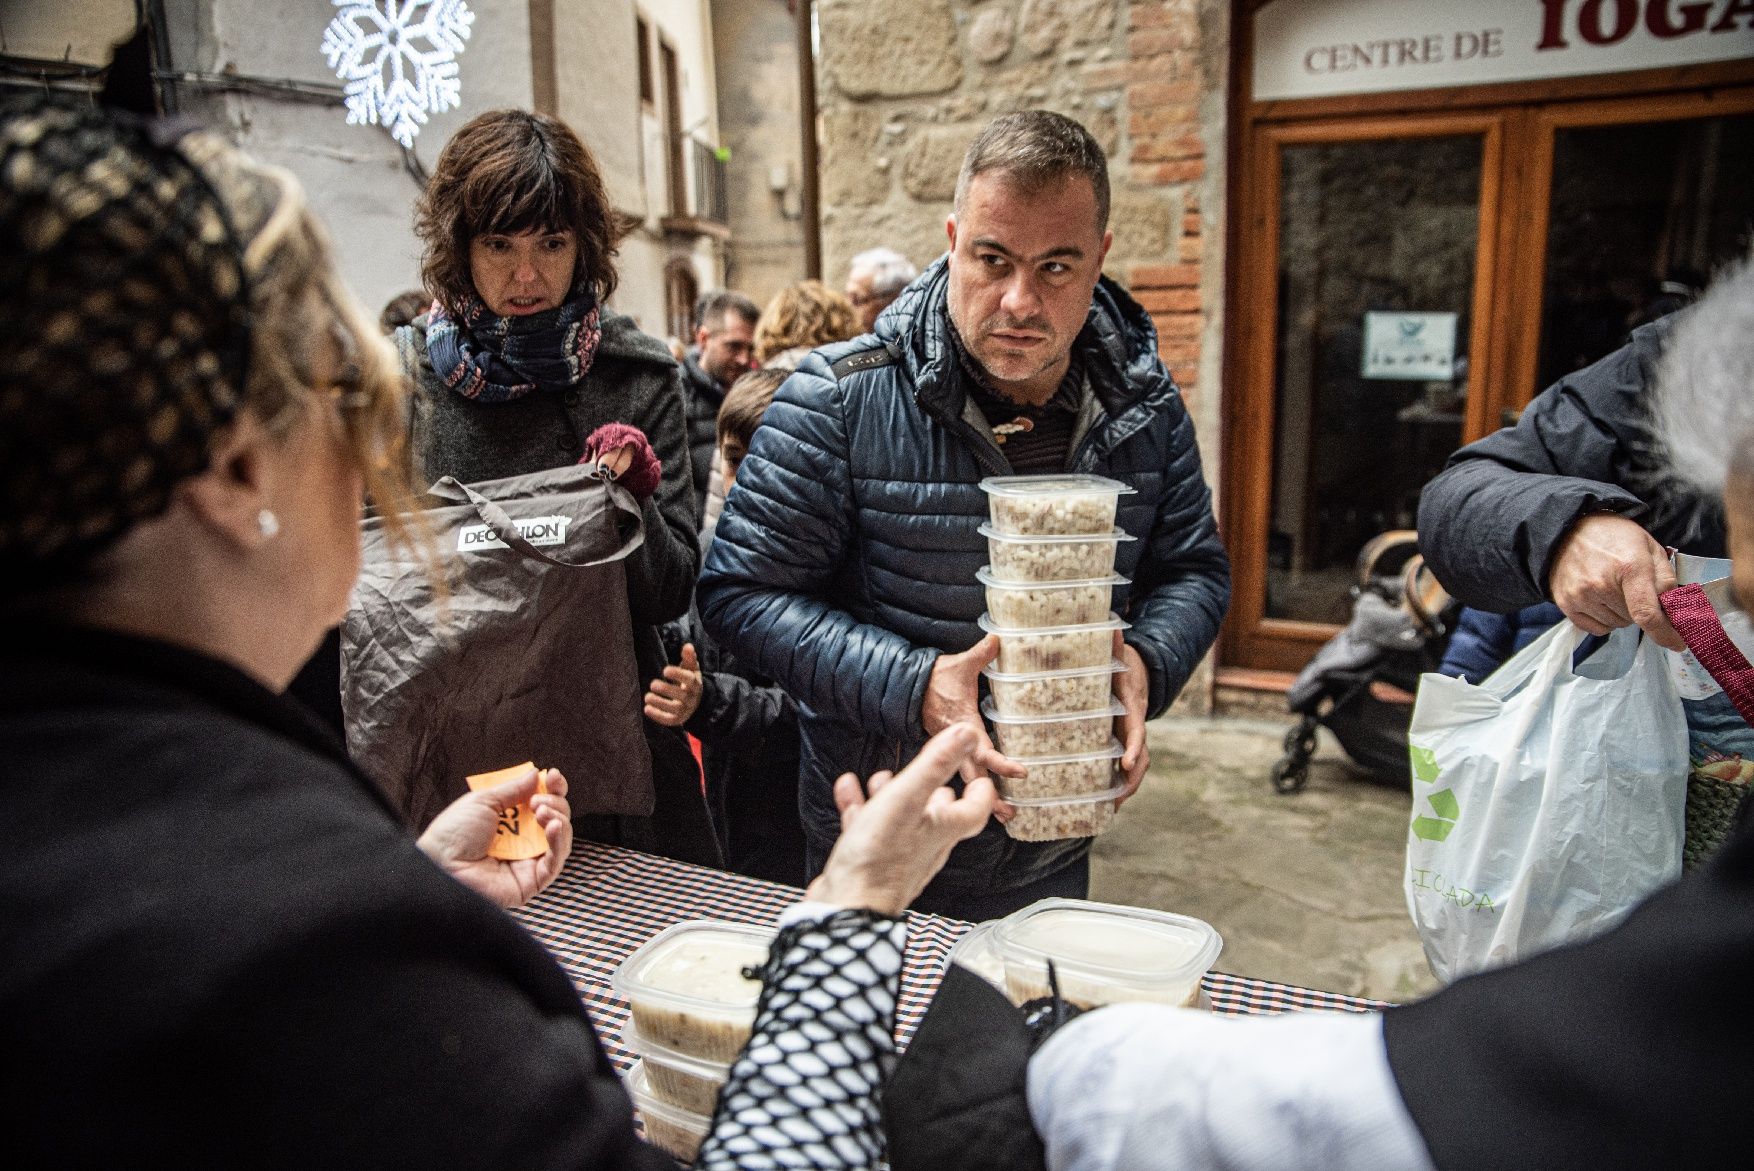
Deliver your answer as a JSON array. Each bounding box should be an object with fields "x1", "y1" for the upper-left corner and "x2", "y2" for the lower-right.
[
  {"x1": 624, "y1": 932, "x2": 768, "y2": 1063},
  {"x1": 1000, "y1": 909, "x2": 1211, "y2": 1007}
]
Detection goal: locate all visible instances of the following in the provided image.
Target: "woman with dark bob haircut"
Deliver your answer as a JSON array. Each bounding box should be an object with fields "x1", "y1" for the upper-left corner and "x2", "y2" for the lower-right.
[{"x1": 401, "y1": 109, "x2": 719, "y2": 866}]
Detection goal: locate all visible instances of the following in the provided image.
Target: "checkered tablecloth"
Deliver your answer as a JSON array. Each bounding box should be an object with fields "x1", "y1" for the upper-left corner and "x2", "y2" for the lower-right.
[{"x1": 513, "y1": 841, "x2": 1387, "y2": 1068}]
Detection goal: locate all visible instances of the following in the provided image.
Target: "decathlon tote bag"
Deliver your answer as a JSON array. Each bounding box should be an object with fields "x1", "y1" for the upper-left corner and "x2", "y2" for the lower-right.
[
  {"x1": 342, "y1": 464, "x2": 653, "y2": 830},
  {"x1": 1405, "y1": 620, "x2": 1686, "y2": 983}
]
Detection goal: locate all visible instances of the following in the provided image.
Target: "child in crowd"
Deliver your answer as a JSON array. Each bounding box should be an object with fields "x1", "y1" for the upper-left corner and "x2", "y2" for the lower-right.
[{"x1": 645, "y1": 370, "x2": 807, "y2": 885}]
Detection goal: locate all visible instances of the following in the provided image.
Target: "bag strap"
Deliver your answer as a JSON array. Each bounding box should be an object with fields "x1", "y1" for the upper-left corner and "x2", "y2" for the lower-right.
[
  {"x1": 451, "y1": 476, "x2": 646, "y2": 569},
  {"x1": 1660, "y1": 583, "x2": 1754, "y2": 725}
]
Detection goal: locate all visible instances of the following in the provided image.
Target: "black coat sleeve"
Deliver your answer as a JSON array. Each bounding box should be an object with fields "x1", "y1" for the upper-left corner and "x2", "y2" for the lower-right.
[{"x1": 623, "y1": 365, "x2": 702, "y2": 626}]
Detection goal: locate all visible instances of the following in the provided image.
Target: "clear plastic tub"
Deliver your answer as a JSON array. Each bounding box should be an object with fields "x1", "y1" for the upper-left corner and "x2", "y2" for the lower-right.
[
  {"x1": 1001, "y1": 781, "x2": 1127, "y2": 842},
  {"x1": 622, "y1": 1021, "x2": 729, "y2": 1117},
  {"x1": 993, "y1": 899, "x2": 1223, "y2": 1009},
  {"x1": 984, "y1": 697, "x2": 1123, "y2": 758},
  {"x1": 626, "y1": 1059, "x2": 711, "y2": 1164},
  {"x1": 948, "y1": 922, "x2": 1007, "y2": 989},
  {"x1": 997, "y1": 739, "x2": 1123, "y2": 800},
  {"x1": 979, "y1": 612, "x2": 1129, "y2": 674},
  {"x1": 978, "y1": 567, "x2": 1126, "y2": 629},
  {"x1": 981, "y1": 474, "x2": 1136, "y2": 536},
  {"x1": 984, "y1": 659, "x2": 1124, "y2": 718},
  {"x1": 980, "y1": 523, "x2": 1135, "y2": 583},
  {"x1": 611, "y1": 920, "x2": 772, "y2": 1064}
]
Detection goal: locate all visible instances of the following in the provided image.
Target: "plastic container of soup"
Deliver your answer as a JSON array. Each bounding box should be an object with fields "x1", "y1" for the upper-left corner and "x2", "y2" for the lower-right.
[
  {"x1": 979, "y1": 612, "x2": 1129, "y2": 674},
  {"x1": 981, "y1": 474, "x2": 1136, "y2": 537},
  {"x1": 1001, "y1": 781, "x2": 1128, "y2": 842},
  {"x1": 993, "y1": 899, "x2": 1223, "y2": 1009},
  {"x1": 948, "y1": 922, "x2": 1007, "y2": 990},
  {"x1": 626, "y1": 1059, "x2": 711, "y2": 1164},
  {"x1": 983, "y1": 659, "x2": 1124, "y2": 718},
  {"x1": 996, "y1": 739, "x2": 1123, "y2": 801},
  {"x1": 983, "y1": 696, "x2": 1123, "y2": 758},
  {"x1": 979, "y1": 523, "x2": 1135, "y2": 583},
  {"x1": 611, "y1": 921, "x2": 772, "y2": 1064},
  {"x1": 622, "y1": 1021, "x2": 730, "y2": 1117},
  {"x1": 978, "y1": 567, "x2": 1127, "y2": 629}
]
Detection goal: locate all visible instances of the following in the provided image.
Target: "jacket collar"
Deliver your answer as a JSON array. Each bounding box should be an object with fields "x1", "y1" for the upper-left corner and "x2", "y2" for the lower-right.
[{"x1": 681, "y1": 348, "x2": 726, "y2": 405}]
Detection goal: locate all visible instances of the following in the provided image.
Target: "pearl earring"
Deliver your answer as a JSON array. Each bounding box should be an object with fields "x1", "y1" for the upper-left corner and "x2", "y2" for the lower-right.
[{"x1": 257, "y1": 509, "x2": 280, "y2": 540}]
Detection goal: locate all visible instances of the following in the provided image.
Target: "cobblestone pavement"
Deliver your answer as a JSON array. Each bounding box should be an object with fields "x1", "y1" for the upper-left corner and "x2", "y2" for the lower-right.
[{"x1": 1091, "y1": 716, "x2": 1441, "y2": 1004}]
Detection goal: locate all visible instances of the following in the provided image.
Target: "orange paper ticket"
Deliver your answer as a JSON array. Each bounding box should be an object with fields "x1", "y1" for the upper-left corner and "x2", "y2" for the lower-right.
[{"x1": 465, "y1": 761, "x2": 550, "y2": 861}]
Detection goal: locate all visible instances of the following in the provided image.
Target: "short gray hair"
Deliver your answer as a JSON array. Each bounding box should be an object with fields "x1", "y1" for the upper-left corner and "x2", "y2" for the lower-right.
[
  {"x1": 849, "y1": 247, "x2": 917, "y2": 298},
  {"x1": 1653, "y1": 248, "x2": 1754, "y2": 496},
  {"x1": 953, "y1": 110, "x2": 1110, "y2": 233}
]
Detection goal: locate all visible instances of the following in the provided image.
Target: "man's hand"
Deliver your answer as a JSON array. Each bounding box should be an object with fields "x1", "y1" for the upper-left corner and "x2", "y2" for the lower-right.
[
  {"x1": 1549, "y1": 513, "x2": 1682, "y2": 651},
  {"x1": 418, "y1": 767, "x2": 573, "y2": 909},
  {"x1": 807, "y1": 725, "x2": 997, "y2": 916},
  {"x1": 922, "y1": 634, "x2": 1028, "y2": 785},
  {"x1": 644, "y1": 643, "x2": 702, "y2": 727},
  {"x1": 1113, "y1": 631, "x2": 1151, "y2": 803}
]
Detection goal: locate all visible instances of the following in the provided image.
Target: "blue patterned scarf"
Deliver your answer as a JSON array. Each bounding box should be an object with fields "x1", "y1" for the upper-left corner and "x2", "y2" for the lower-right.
[{"x1": 426, "y1": 291, "x2": 603, "y2": 403}]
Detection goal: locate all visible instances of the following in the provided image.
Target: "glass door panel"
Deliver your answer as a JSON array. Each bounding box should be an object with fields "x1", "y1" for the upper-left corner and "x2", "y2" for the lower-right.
[{"x1": 1266, "y1": 134, "x2": 1484, "y2": 625}]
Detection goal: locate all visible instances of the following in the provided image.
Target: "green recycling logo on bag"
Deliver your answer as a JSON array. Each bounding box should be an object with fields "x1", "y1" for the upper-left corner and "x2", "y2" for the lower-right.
[{"x1": 1409, "y1": 744, "x2": 1459, "y2": 842}]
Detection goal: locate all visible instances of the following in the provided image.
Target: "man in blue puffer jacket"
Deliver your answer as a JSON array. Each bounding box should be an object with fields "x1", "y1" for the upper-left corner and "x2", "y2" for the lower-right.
[{"x1": 700, "y1": 112, "x2": 1230, "y2": 919}]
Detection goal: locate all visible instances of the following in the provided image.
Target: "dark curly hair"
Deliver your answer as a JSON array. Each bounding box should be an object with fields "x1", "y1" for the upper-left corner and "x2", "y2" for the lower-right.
[{"x1": 415, "y1": 109, "x2": 619, "y2": 312}]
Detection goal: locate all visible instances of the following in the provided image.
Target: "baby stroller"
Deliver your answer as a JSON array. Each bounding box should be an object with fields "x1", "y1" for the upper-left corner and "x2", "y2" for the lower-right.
[{"x1": 1271, "y1": 532, "x2": 1454, "y2": 794}]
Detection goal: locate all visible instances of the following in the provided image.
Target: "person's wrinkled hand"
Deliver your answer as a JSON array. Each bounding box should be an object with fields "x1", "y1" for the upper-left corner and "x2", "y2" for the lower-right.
[
  {"x1": 418, "y1": 767, "x2": 572, "y2": 909},
  {"x1": 807, "y1": 724, "x2": 996, "y2": 916},
  {"x1": 644, "y1": 643, "x2": 702, "y2": 727},
  {"x1": 1113, "y1": 630, "x2": 1151, "y2": 803},
  {"x1": 1549, "y1": 513, "x2": 1683, "y2": 650},
  {"x1": 921, "y1": 634, "x2": 1027, "y2": 786}
]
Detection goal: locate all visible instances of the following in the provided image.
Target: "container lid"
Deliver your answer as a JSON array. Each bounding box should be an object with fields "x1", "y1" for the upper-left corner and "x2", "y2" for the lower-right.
[
  {"x1": 949, "y1": 922, "x2": 1008, "y2": 986},
  {"x1": 992, "y1": 899, "x2": 1223, "y2": 989},
  {"x1": 983, "y1": 659, "x2": 1126, "y2": 684},
  {"x1": 979, "y1": 474, "x2": 1137, "y2": 499},
  {"x1": 611, "y1": 920, "x2": 773, "y2": 1021},
  {"x1": 981, "y1": 696, "x2": 1125, "y2": 725},
  {"x1": 976, "y1": 567, "x2": 1129, "y2": 591},
  {"x1": 625, "y1": 1059, "x2": 712, "y2": 1132},
  {"x1": 1002, "y1": 780, "x2": 1128, "y2": 809},
  {"x1": 998, "y1": 736, "x2": 1124, "y2": 766},
  {"x1": 977, "y1": 612, "x2": 1131, "y2": 638},
  {"x1": 978, "y1": 522, "x2": 1137, "y2": 545},
  {"x1": 620, "y1": 1020, "x2": 733, "y2": 1079}
]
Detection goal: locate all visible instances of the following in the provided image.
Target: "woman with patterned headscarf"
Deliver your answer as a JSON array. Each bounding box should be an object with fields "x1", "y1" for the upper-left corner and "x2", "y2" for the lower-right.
[
  {"x1": 0, "y1": 96, "x2": 994, "y2": 1168},
  {"x1": 402, "y1": 109, "x2": 718, "y2": 868}
]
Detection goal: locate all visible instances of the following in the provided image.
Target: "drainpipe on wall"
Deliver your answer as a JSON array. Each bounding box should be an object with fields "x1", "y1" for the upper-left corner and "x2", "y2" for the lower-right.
[{"x1": 795, "y1": 0, "x2": 821, "y2": 279}]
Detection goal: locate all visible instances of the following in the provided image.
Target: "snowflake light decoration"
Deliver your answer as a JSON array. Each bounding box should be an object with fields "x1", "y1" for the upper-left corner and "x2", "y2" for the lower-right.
[{"x1": 321, "y1": 1, "x2": 474, "y2": 149}]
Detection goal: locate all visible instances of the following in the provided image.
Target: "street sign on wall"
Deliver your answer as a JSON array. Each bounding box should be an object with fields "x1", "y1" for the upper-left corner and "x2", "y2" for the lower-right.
[
  {"x1": 1362, "y1": 312, "x2": 1459, "y2": 381},
  {"x1": 1255, "y1": 0, "x2": 1754, "y2": 102}
]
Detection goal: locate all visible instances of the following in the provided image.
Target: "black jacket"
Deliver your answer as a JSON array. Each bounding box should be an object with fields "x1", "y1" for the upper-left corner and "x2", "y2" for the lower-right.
[
  {"x1": 1417, "y1": 318, "x2": 1725, "y2": 611},
  {"x1": 0, "y1": 627, "x2": 675, "y2": 1170},
  {"x1": 681, "y1": 349, "x2": 725, "y2": 526}
]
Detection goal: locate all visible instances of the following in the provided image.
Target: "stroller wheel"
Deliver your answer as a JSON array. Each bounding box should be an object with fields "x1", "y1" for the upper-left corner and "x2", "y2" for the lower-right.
[
  {"x1": 1282, "y1": 718, "x2": 1319, "y2": 761},
  {"x1": 1271, "y1": 755, "x2": 1310, "y2": 794}
]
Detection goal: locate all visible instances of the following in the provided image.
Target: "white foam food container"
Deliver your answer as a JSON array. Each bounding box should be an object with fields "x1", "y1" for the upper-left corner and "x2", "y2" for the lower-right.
[
  {"x1": 611, "y1": 920, "x2": 773, "y2": 1064},
  {"x1": 996, "y1": 738, "x2": 1123, "y2": 801},
  {"x1": 1001, "y1": 781, "x2": 1128, "y2": 842},
  {"x1": 978, "y1": 567, "x2": 1128, "y2": 629},
  {"x1": 948, "y1": 922, "x2": 1007, "y2": 989},
  {"x1": 981, "y1": 474, "x2": 1136, "y2": 537},
  {"x1": 983, "y1": 696, "x2": 1123, "y2": 758},
  {"x1": 984, "y1": 658, "x2": 1124, "y2": 718},
  {"x1": 621, "y1": 1021, "x2": 730, "y2": 1117},
  {"x1": 979, "y1": 523, "x2": 1136, "y2": 583},
  {"x1": 626, "y1": 1059, "x2": 711, "y2": 1164},
  {"x1": 979, "y1": 612, "x2": 1130, "y2": 674},
  {"x1": 992, "y1": 898, "x2": 1223, "y2": 1009}
]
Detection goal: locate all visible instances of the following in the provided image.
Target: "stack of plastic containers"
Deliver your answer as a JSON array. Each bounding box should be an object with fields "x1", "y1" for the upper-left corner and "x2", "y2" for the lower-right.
[
  {"x1": 611, "y1": 920, "x2": 774, "y2": 1163},
  {"x1": 977, "y1": 474, "x2": 1136, "y2": 841}
]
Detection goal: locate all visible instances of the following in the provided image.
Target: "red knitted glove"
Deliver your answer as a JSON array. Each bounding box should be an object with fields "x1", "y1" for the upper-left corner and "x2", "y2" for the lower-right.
[{"x1": 580, "y1": 423, "x2": 662, "y2": 501}]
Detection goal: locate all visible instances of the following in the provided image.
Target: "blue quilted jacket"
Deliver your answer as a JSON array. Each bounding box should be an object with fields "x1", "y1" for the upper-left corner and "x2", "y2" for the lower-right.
[{"x1": 698, "y1": 258, "x2": 1230, "y2": 897}]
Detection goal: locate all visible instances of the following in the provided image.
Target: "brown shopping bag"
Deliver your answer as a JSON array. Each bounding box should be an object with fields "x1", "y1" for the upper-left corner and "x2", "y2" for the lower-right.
[{"x1": 342, "y1": 464, "x2": 654, "y2": 830}]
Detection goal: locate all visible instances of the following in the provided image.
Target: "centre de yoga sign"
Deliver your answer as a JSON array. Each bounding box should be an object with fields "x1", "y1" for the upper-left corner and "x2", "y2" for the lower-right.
[{"x1": 1254, "y1": 0, "x2": 1754, "y2": 102}]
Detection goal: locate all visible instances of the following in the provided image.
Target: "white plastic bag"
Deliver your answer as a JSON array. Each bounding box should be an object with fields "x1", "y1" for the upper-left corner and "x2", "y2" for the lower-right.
[{"x1": 1405, "y1": 620, "x2": 1686, "y2": 983}]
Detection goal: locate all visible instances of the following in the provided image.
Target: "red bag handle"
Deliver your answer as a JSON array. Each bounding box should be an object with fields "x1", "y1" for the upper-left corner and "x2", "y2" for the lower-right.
[{"x1": 1660, "y1": 583, "x2": 1754, "y2": 726}]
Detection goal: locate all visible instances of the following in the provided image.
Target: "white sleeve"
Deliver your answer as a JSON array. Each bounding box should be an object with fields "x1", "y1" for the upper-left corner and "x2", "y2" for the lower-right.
[{"x1": 1027, "y1": 1004, "x2": 1435, "y2": 1171}]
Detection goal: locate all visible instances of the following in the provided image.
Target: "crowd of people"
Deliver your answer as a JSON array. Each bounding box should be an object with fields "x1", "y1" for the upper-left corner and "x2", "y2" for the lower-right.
[{"x1": 4, "y1": 87, "x2": 1753, "y2": 1169}]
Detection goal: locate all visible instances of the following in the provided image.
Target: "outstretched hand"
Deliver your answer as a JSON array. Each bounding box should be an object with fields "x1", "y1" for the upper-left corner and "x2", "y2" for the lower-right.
[
  {"x1": 418, "y1": 767, "x2": 573, "y2": 909},
  {"x1": 808, "y1": 724, "x2": 997, "y2": 916}
]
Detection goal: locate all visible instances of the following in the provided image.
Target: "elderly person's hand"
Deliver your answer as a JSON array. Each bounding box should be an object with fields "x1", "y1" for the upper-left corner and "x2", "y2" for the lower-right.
[
  {"x1": 1549, "y1": 512, "x2": 1684, "y2": 651},
  {"x1": 808, "y1": 724, "x2": 997, "y2": 916},
  {"x1": 418, "y1": 766, "x2": 573, "y2": 908}
]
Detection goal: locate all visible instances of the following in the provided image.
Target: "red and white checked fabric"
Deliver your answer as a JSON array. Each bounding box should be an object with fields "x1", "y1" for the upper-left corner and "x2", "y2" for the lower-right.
[{"x1": 511, "y1": 841, "x2": 1386, "y2": 1069}]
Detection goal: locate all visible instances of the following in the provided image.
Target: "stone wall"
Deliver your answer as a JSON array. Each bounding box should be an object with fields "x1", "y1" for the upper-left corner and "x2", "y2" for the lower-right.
[{"x1": 814, "y1": 0, "x2": 1229, "y2": 708}]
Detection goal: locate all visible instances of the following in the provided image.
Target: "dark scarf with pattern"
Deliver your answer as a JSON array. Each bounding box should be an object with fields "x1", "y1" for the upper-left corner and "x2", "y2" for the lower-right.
[{"x1": 426, "y1": 290, "x2": 602, "y2": 403}]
